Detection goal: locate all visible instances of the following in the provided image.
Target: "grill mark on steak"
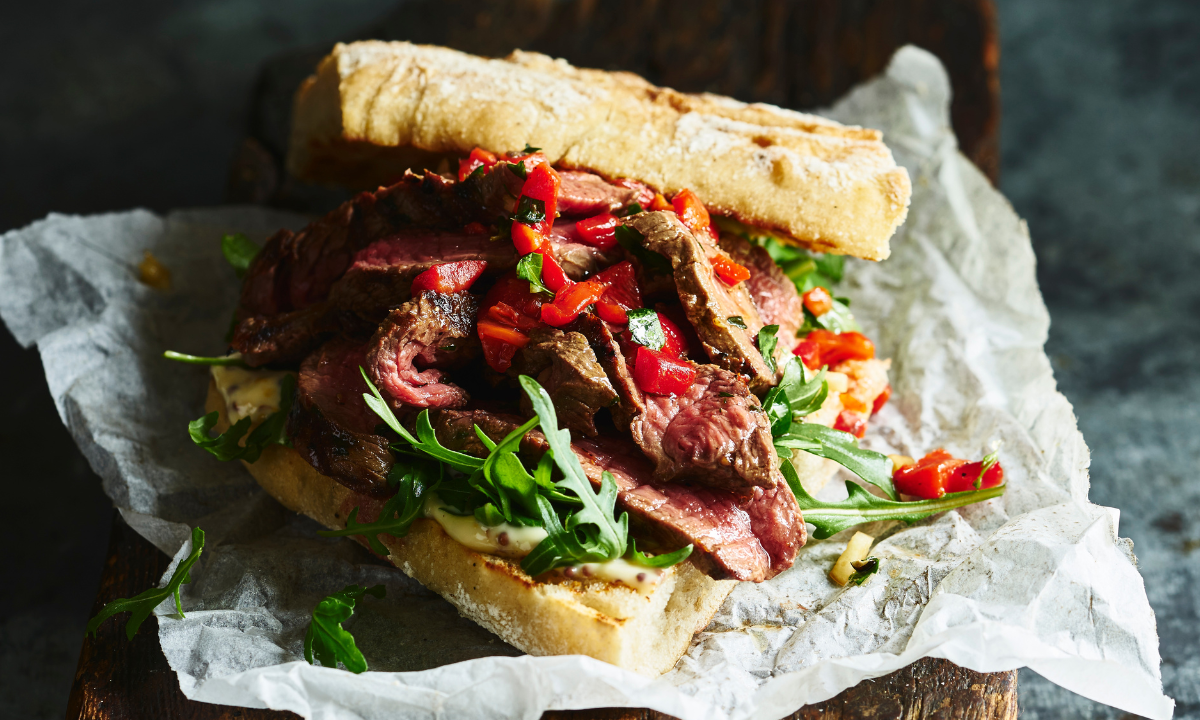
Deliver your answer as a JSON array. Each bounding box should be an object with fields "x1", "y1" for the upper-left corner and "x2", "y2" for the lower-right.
[
  {"x1": 719, "y1": 233, "x2": 805, "y2": 353},
  {"x1": 424, "y1": 409, "x2": 803, "y2": 581},
  {"x1": 365, "y1": 291, "x2": 479, "y2": 410},
  {"x1": 627, "y1": 212, "x2": 779, "y2": 393},
  {"x1": 630, "y1": 365, "x2": 778, "y2": 492},
  {"x1": 288, "y1": 337, "x2": 393, "y2": 498},
  {"x1": 571, "y1": 314, "x2": 644, "y2": 431},
  {"x1": 515, "y1": 328, "x2": 617, "y2": 438},
  {"x1": 231, "y1": 303, "x2": 338, "y2": 368}
]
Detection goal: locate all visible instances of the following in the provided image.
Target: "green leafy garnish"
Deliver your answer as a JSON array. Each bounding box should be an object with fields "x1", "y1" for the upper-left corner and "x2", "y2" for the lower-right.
[
  {"x1": 781, "y1": 460, "x2": 1005, "y2": 540},
  {"x1": 163, "y1": 350, "x2": 247, "y2": 367},
  {"x1": 757, "y1": 324, "x2": 780, "y2": 374},
  {"x1": 727, "y1": 315, "x2": 748, "y2": 329},
  {"x1": 87, "y1": 527, "x2": 204, "y2": 640},
  {"x1": 798, "y1": 296, "x2": 860, "y2": 335},
  {"x1": 514, "y1": 196, "x2": 546, "y2": 226},
  {"x1": 628, "y1": 539, "x2": 693, "y2": 568},
  {"x1": 303, "y1": 584, "x2": 385, "y2": 673},
  {"x1": 627, "y1": 308, "x2": 665, "y2": 350},
  {"x1": 221, "y1": 233, "x2": 260, "y2": 277},
  {"x1": 976, "y1": 449, "x2": 1000, "y2": 490},
  {"x1": 319, "y1": 457, "x2": 441, "y2": 554},
  {"x1": 522, "y1": 143, "x2": 542, "y2": 154},
  {"x1": 518, "y1": 375, "x2": 630, "y2": 576},
  {"x1": 775, "y1": 422, "x2": 897, "y2": 500},
  {"x1": 848, "y1": 557, "x2": 880, "y2": 586},
  {"x1": 761, "y1": 361, "x2": 827, "y2": 435},
  {"x1": 507, "y1": 161, "x2": 528, "y2": 180},
  {"x1": 188, "y1": 374, "x2": 295, "y2": 463},
  {"x1": 617, "y1": 202, "x2": 644, "y2": 217},
  {"x1": 516, "y1": 252, "x2": 554, "y2": 296},
  {"x1": 616, "y1": 225, "x2": 672, "y2": 276},
  {"x1": 359, "y1": 368, "x2": 482, "y2": 473}
]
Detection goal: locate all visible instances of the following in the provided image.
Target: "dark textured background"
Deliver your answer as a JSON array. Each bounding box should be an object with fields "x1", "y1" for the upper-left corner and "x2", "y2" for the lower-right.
[{"x1": 1, "y1": 1, "x2": 1197, "y2": 718}]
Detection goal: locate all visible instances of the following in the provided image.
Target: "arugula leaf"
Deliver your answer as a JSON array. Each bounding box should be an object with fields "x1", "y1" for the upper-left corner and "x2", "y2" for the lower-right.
[
  {"x1": 848, "y1": 557, "x2": 880, "y2": 586},
  {"x1": 518, "y1": 376, "x2": 629, "y2": 575},
  {"x1": 163, "y1": 350, "x2": 247, "y2": 367},
  {"x1": 476, "y1": 416, "x2": 542, "y2": 522},
  {"x1": 781, "y1": 460, "x2": 1005, "y2": 540},
  {"x1": 627, "y1": 308, "x2": 665, "y2": 349},
  {"x1": 514, "y1": 196, "x2": 546, "y2": 226},
  {"x1": 799, "y1": 297, "x2": 860, "y2": 335},
  {"x1": 617, "y1": 202, "x2": 644, "y2": 217},
  {"x1": 616, "y1": 225, "x2": 672, "y2": 276},
  {"x1": 507, "y1": 161, "x2": 528, "y2": 180},
  {"x1": 522, "y1": 143, "x2": 542, "y2": 154},
  {"x1": 516, "y1": 252, "x2": 553, "y2": 296},
  {"x1": 775, "y1": 422, "x2": 897, "y2": 500},
  {"x1": 359, "y1": 368, "x2": 482, "y2": 474},
  {"x1": 628, "y1": 539, "x2": 693, "y2": 568},
  {"x1": 762, "y1": 360, "x2": 828, "y2": 435},
  {"x1": 726, "y1": 315, "x2": 747, "y2": 329},
  {"x1": 814, "y1": 253, "x2": 845, "y2": 283},
  {"x1": 976, "y1": 449, "x2": 1000, "y2": 490},
  {"x1": 221, "y1": 233, "x2": 260, "y2": 277},
  {"x1": 303, "y1": 584, "x2": 385, "y2": 673},
  {"x1": 87, "y1": 527, "x2": 204, "y2": 640},
  {"x1": 757, "y1": 324, "x2": 780, "y2": 374},
  {"x1": 319, "y1": 458, "x2": 440, "y2": 554},
  {"x1": 188, "y1": 374, "x2": 295, "y2": 463}
]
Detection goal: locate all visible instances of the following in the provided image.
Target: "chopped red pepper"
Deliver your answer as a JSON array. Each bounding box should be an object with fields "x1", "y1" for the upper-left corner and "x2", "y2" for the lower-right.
[
  {"x1": 802, "y1": 286, "x2": 834, "y2": 316},
  {"x1": 517, "y1": 162, "x2": 560, "y2": 235},
  {"x1": 657, "y1": 311, "x2": 689, "y2": 358},
  {"x1": 649, "y1": 193, "x2": 672, "y2": 211},
  {"x1": 575, "y1": 213, "x2": 620, "y2": 252},
  {"x1": 632, "y1": 346, "x2": 697, "y2": 395},
  {"x1": 541, "y1": 280, "x2": 606, "y2": 327},
  {"x1": 458, "y1": 147, "x2": 498, "y2": 182},
  {"x1": 596, "y1": 302, "x2": 629, "y2": 324},
  {"x1": 893, "y1": 449, "x2": 1004, "y2": 500},
  {"x1": 834, "y1": 410, "x2": 869, "y2": 438},
  {"x1": 483, "y1": 273, "x2": 547, "y2": 320},
  {"x1": 872, "y1": 384, "x2": 892, "y2": 414},
  {"x1": 478, "y1": 273, "x2": 548, "y2": 373},
  {"x1": 537, "y1": 250, "x2": 571, "y2": 292},
  {"x1": 840, "y1": 393, "x2": 868, "y2": 413},
  {"x1": 711, "y1": 254, "x2": 751, "y2": 286},
  {"x1": 477, "y1": 320, "x2": 531, "y2": 348},
  {"x1": 793, "y1": 329, "x2": 876, "y2": 369},
  {"x1": 410, "y1": 261, "x2": 488, "y2": 295},
  {"x1": 672, "y1": 188, "x2": 713, "y2": 241},
  {"x1": 512, "y1": 222, "x2": 547, "y2": 255}
]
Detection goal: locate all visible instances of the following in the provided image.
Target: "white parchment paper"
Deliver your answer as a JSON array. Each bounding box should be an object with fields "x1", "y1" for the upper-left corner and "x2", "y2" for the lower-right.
[{"x1": 0, "y1": 47, "x2": 1175, "y2": 719}]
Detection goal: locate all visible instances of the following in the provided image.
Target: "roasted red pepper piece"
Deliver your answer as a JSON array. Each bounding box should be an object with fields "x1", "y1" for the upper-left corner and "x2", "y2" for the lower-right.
[
  {"x1": 945, "y1": 459, "x2": 1005, "y2": 494},
  {"x1": 517, "y1": 162, "x2": 560, "y2": 235},
  {"x1": 575, "y1": 212, "x2": 620, "y2": 252},
  {"x1": 537, "y1": 250, "x2": 571, "y2": 292},
  {"x1": 872, "y1": 384, "x2": 892, "y2": 414},
  {"x1": 893, "y1": 449, "x2": 965, "y2": 499},
  {"x1": 711, "y1": 254, "x2": 751, "y2": 286},
  {"x1": 793, "y1": 329, "x2": 876, "y2": 369},
  {"x1": 410, "y1": 261, "x2": 488, "y2": 294},
  {"x1": 541, "y1": 280, "x2": 606, "y2": 327},
  {"x1": 833, "y1": 410, "x2": 869, "y2": 439},
  {"x1": 484, "y1": 273, "x2": 547, "y2": 320},
  {"x1": 458, "y1": 147, "x2": 498, "y2": 182},
  {"x1": 802, "y1": 286, "x2": 834, "y2": 316},
  {"x1": 672, "y1": 188, "x2": 713, "y2": 241},
  {"x1": 511, "y1": 222, "x2": 547, "y2": 255},
  {"x1": 649, "y1": 193, "x2": 672, "y2": 211},
  {"x1": 632, "y1": 346, "x2": 697, "y2": 395},
  {"x1": 592, "y1": 261, "x2": 641, "y2": 324},
  {"x1": 657, "y1": 311, "x2": 689, "y2": 358},
  {"x1": 478, "y1": 273, "x2": 547, "y2": 372}
]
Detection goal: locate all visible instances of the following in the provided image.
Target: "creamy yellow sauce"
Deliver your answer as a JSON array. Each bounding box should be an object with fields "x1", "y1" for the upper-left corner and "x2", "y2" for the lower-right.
[
  {"x1": 423, "y1": 494, "x2": 667, "y2": 593},
  {"x1": 211, "y1": 364, "x2": 289, "y2": 423}
]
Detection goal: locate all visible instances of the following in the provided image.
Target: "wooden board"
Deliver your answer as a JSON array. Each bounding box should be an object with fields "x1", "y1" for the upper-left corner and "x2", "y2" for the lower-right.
[{"x1": 67, "y1": 512, "x2": 1017, "y2": 720}]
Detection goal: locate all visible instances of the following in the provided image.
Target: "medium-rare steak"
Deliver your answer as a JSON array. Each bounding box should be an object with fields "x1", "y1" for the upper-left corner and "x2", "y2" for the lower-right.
[
  {"x1": 515, "y1": 327, "x2": 618, "y2": 438},
  {"x1": 627, "y1": 211, "x2": 781, "y2": 393},
  {"x1": 629, "y1": 365, "x2": 778, "y2": 492},
  {"x1": 365, "y1": 291, "x2": 479, "y2": 409},
  {"x1": 288, "y1": 337, "x2": 394, "y2": 498},
  {"x1": 555, "y1": 170, "x2": 640, "y2": 216},
  {"x1": 719, "y1": 233, "x2": 805, "y2": 353}
]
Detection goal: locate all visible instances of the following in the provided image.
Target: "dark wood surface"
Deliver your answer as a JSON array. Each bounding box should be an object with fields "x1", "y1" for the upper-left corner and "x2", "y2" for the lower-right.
[{"x1": 67, "y1": 512, "x2": 1017, "y2": 720}]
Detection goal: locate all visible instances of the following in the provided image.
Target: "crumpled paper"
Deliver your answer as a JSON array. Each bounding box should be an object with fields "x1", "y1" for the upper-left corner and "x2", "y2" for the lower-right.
[{"x1": 0, "y1": 46, "x2": 1174, "y2": 720}]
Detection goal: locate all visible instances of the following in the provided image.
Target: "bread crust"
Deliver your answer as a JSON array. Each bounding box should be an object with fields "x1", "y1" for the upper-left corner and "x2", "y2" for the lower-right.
[
  {"x1": 288, "y1": 41, "x2": 911, "y2": 260},
  {"x1": 207, "y1": 384, "x2": 734, "y2": 674}
]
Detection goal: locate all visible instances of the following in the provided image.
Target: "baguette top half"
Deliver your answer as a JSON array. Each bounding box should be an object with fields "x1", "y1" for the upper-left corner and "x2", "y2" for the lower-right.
[{"x1": 289, "y1": 41, "x2": 911, "y2": 261}]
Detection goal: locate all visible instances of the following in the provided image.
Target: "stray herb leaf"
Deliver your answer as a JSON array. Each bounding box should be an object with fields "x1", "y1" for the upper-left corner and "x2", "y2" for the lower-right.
[
  {"x1": 87, "y1": 527, "x2": 204, "y2": 640},
  {"x1": 515, "y1": 196, "x2": 546, "y2": 226},
  {"x1": 522, "y1": 143, "x2": 541, "y2": 154},
  {"x1": 757, "y1": 324, "x2": 780, "y2": 373},
  {"x1": 615, "y1": 225, "x2": 672, "y2": 275},
  {"x1": 516, "y1": 252, "x2": 554, "y2": 296},
  {"x1": 848, "y1": 557, "x2": 880, "y2": 585},
  {"x1": 188, "y1": 374, "x2": 295, "y2": 463},
  {"x1": 627, "y1": 308, "x2": 665, "y2": 350},
  {"x1": 775, "y1": 422, "x2": 897, "y2": 499},
  {"x1": 303, "y1": 584, "x2": 385, "y2": 673},
  {"x1": 628, "y1": 539, "x2": 693, "y2": 568},
  {"x1": 507, "y1": 161, "x2": 528, "y2": 180},
  {"x1": 164, "y1": 350, "x2": 247, "y2": 367},
  {"x1": 221, "y1": 233, "x2": 260, "y2": 278},
  {"x1": 727, "y1": 315, "x2": 748, "y2": 329},
  {"x1": 617, "y1": 202, "x2": 644, "y2": 217},
  {"x1": 319, "y1": 458, "x2": 441, "y2": 554}
]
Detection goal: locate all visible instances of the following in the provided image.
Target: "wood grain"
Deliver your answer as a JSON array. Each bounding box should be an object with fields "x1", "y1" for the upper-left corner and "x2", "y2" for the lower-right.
[{"x1": 67, "y1": 512, "x2": 1016, "y2": 720}]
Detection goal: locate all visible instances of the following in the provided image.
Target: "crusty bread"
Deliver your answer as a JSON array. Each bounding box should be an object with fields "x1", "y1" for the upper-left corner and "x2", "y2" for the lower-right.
[
  {"x1": 207, "y1": 384, "x2": 735, "y2": 674},
  {"x1": 288, "y1": 41, "x2": 911, "y2": 261}
]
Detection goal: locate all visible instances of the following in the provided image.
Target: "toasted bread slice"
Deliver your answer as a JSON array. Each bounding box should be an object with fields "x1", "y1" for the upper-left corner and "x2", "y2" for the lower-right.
[
  {"x1": 207, "y1": 384, "x2": 735, "y2": 674},
  {"x1": 288, "y1": 41, "x2": 911, "y2": 260}
]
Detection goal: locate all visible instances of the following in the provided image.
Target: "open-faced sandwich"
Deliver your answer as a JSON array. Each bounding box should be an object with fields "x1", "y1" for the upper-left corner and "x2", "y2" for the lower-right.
[{"x1": 152, "y1": 41, "x2": 1006, "y2": 675}]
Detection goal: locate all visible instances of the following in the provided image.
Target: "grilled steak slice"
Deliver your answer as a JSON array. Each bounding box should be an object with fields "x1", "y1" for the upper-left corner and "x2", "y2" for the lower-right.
[
  {"x1": 515, "y1": 328, "x2": 617, "y2": 438},
  {"x1": 556, "y1": 171, "x2": 640, "y2": 216},
  {"x1": 548, "y1": 221, "x2": 621, "y2": 279},
  {"x1": 719, "y1": 233, "x2": 805, "y2": 353},
  {"x1": 365, "y1": 291, "x2": 479, "y2": 410},
  {"x1": 572, "y1": 314, "x2": 644, "y2": 430},
  {"x1": 231, "y1": 303, "x2": 338, "y2": 367},
  {"x1": 630, "y1": 365, "x2": 777, "y2": 492},
  {"x1": 627, "y1": 211, "x2": 779, "y2": 393},
  {"x1": 288, "y1": 337, "x2": 393, "y2": 498},
  {"x1": 425, "y1": 410, "x2": 803, "y2": 581},
  {"x1": 240, "y1": 170, "x2": 488, "y2": 318}
]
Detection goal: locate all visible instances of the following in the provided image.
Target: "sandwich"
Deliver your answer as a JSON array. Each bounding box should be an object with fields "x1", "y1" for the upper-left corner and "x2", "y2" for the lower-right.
[{"x1": 169, "y1": 41, "x2": 1005, "y2": 675}]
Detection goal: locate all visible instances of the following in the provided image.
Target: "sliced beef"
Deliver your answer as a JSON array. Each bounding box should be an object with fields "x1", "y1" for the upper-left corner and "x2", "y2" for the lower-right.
[
  {"x1": 627, "y1": 211, "x2": 779, "y2": 393},
  {"x1": 231, "y1": 303, "x2": 338, "y2": 367},
  {"x1": 365, "y1": 291, "x2": 479, "y2": 410},
  {"x1": 424, "y1": 410, "x2": 804, "y2": 581},
  {"x1": 288, "y1": 337, "x2": 393, "y2": 498},
  {"x1": 630, "y1": 365, "x2": 777, "y2": 492},
  {"x1": 556, "y1": 171, "x2": 641, "y2": 216},
  {"x1": 515, "y1": 328, "x2": 617, "y2": 438},
  {"x1": 719, "y1": 233, "x2": 805, "y2": 353},
  {"x1": 571, "y1": 314, "x2": 644, "y2": 430},
  {"x1": 548, "y1": 221, "x2": 621, "y2": 279},
  {"x1": 240, "y1": 170, "x2": 489, "y2": 318}
]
